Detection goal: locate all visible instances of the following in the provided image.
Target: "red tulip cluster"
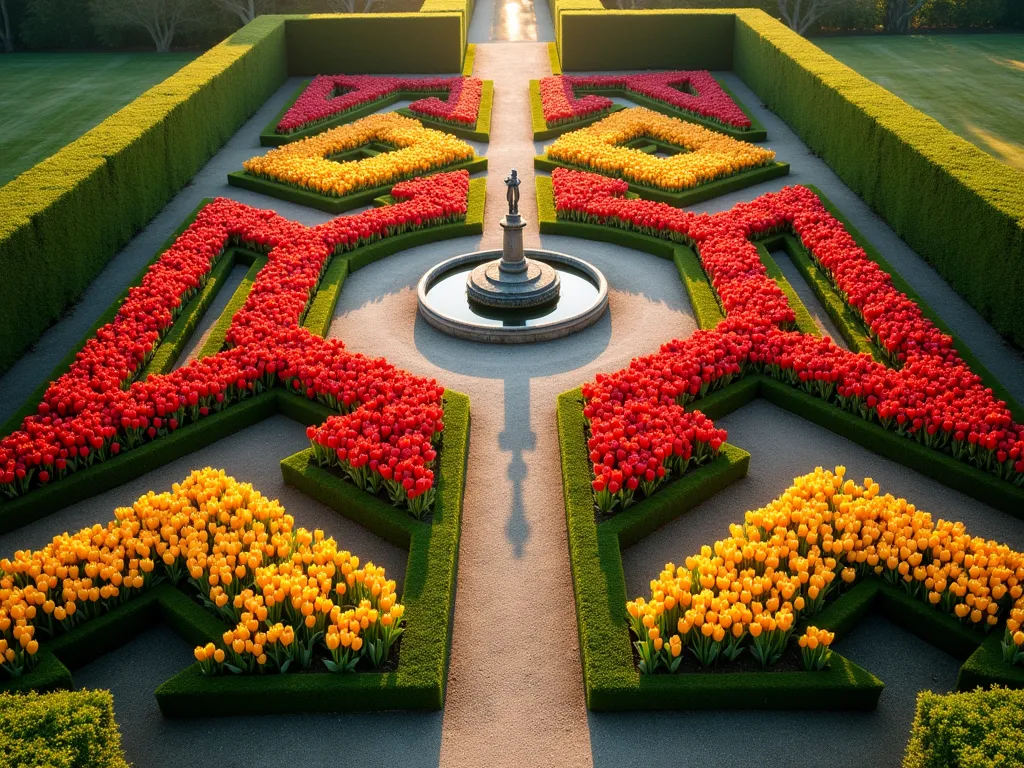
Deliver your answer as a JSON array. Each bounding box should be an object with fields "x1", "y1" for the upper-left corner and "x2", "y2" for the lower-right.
[
  {"x1": 539, "y1": 72, "x2": 752, "y2": 129},
  {"x1": 277, "y1": 75, "x2": 485, "y2": 134},
  {"x1": 551, "y1": 168, "x2": 1024, "y2": 507},
  {"x1": 0, "y1": 171, "x2": 474, "y2": 514}
]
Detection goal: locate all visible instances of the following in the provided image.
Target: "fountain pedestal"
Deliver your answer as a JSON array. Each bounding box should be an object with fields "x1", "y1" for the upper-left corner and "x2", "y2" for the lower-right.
[{"x1": 466, "y1": 213, "x2": 560, "y2": 308}]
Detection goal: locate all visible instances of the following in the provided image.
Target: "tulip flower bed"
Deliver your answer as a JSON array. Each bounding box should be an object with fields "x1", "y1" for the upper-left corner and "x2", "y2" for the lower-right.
[
  {"x1": 541, "y1": 169, "x2": 1024, "y2": 518},
  {"x1": 232, "y1": 113, "x2": 487, "y2": 214},
  {"x1": 262, "y1": 75, "x2": 493, "y2": 145},
  {"x1": 531, "y1": 71, "x2": 766, "y2": 142},
  {"x1": 629, "y1": 466, "x2": 1024, "y2": 677},
  {"x1": 558, "y1": 388, "x2": 1024, "y2": 710},
  {"x1": 535, "y1": 109, "x2": 788, "y2": 207},
  {"x1": 0, "y1": 382, "x2": 470, "y2": 718},
  {"x1": 0, "y1": 171, "x2": 486, "y2": 533}
]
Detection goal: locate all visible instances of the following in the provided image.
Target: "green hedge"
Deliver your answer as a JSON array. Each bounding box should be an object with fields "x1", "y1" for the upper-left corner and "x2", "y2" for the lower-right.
[
  {"x1": 285, "y1": 13, "x2": 465, "y2": 74},
  {"x1": 0, "y1": 16, "x2": 288, "y2": 375},
  {"x1": 733, "y1": 10, "x2": 1024, "y2": 347},
  {"x1": 904, "y1": 687, "x2": 1024, "y2": 768},
  {"x1": 0, "y1": 690, "x2": 128, "y2": 768},
  {"x1": 557, "y1": 8, "x2": 735, "y2": 70}
]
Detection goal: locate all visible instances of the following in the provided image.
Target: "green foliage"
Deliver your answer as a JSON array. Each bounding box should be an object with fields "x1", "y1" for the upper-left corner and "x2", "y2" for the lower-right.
[
  {"x1": 284, "y1": 13, "x2": 465, "y2": 74},
  {"x1": 733, "y1": 9, "x2": 1024, "y2": 347},
  {"x1": 0, "y1": 16, "x2": 288, "y2": 374},
  {"x1": 0, "y1": 690, "x2": 128, "y2": 768},
  {"x1": 18, "y1": 0, "x2": 97, "y2": 48},
  {"x1": 904, "y1": 687, "x2": 1024, "y2": 768},
  {"x1": 914, "y1": 0, "x2": 1005, "y2": 29},
  {"x1": 557, "y1": 7, "x2": 735, "y2": 70}
]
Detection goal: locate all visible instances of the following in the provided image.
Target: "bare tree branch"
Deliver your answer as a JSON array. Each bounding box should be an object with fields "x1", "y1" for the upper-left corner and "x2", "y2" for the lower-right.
[
  {"x1": 0, "y1": 0, "x2": 14, "y2": 53},
  {"x1": 90, "y1": 0, "x2": 199, "y2": 52},
  {"x1": 325, "y1": 0, "x2": 378, "y2": 12},
  {"x1": 212, "y1": 0, "x2": 275, "y2": 25},
  {"x1": 778, "y1": 0, "x2": 838, "y2": 36}
]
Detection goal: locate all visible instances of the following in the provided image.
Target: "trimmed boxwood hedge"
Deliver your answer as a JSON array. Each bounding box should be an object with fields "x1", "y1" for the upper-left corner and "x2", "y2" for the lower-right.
[
  {"x1": 904, "y1": 687, "x2": 1024, "y2": 768},
  {"x1": 0, "y1": 18, "x2": 288, "y2": 375},
  {"x1": 733, "y1": 11, "x2": 1024, "y2": 348},
  {"x1": 0, "y1": 689, "x2": 129, "y2": 768},
  {"x1": 0, "y1": 178, "x2": 486, "y2": 535}
]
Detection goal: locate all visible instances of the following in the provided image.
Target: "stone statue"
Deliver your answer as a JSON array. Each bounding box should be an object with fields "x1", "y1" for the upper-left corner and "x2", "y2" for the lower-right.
[{"x1": 504, "y1": 169, "x2": 520, "y2": 217}]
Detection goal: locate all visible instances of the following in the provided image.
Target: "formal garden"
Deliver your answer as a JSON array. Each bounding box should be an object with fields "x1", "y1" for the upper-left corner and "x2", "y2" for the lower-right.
[{"x1": 0, "y1": 0, "x2": 1022, "y2": 765}]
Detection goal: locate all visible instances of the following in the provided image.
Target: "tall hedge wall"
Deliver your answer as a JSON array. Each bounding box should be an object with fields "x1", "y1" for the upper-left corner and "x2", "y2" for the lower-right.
[
  {"x1": 0, "y1": 16, "x2": 289, "y2": 374},
  {"x1": 558, "y1": 9, "x2": 735, "y2": 70},
  {"x1": 732, "y1": 10, "x2": 1024, "y2": 347},
  {"x1": 285, "y1": 13, "x2": 465, "y2": 73}
]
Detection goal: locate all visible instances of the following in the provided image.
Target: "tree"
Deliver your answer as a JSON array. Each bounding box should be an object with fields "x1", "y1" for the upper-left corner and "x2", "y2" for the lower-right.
[
  {"x1": 777, "y1": 0, "x2": 838, "y2": 35},
  {"x1": 0, "y1": 0, "x2": 14, "y2": 52},
  {"x1": 324, "y1": 0, "x2": 377, "y2": 12},
  {"x1": 90, "y1": 0, "x2": 197, "y2": 52},
  {"x1": 884, "y1": 0, "x2": 928, "y2": 33},
  {"x1": 211, "y1": 0, "x2": 275, "y2": 25},
  {"x1": 612, "y1": 0, "x2": 645, "y2": 8}
]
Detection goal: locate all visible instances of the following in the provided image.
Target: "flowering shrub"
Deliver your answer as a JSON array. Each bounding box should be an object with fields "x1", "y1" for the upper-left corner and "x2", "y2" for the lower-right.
[
  {"x1": 538, "y1": 71, "x2": 751, "y2": 130},
  {"x1": 244, "y1": 113, "x2": 477, "y2": 199},
  {"x1": 276, "y1": 75, "x2": 485, "y2": 135},
  {"x1": 552, "y1": 168, "x2": 1024, "y2": 511},
  {"x1": 0, "y1": 469, "x2": 404, "y2": 679},
  {"x1": 627, "y1": 467, "x2": 1024, "y2": 674},
  {"x1": 0, "y1": 171, "x2": 474, "y2": 513},
  {"x1": 545, "y1": 108, "x2": 775, "y2": 193}
]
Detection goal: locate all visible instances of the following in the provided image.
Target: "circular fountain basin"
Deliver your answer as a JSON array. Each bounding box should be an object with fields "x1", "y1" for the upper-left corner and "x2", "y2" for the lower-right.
[{"x1": 418, "y1": 249, "x2": 608, "y2": 343}]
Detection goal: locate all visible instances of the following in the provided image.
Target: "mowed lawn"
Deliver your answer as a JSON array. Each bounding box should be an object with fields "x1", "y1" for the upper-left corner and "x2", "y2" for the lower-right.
[
  {"x1": 817, "y1": 34, "x2": 1024, "y2": 170},
  {"x1": 0, "y1": 52, "x2": 197, "y2": 186}
]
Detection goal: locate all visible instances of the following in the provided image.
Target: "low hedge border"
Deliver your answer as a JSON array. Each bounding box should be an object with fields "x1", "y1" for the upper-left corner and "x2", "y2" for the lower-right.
[
  {"x1": 462, "y1": 43, "x2": 476, "y2": 76},
  {"x1": 153, "y1": 389, "x2": 469, "y2": 715},
  {"x1": 260, "y1": 81, "x2": 494, "y2": 146},
  {"x1": 0, "y1": 390, "x2": 470, "y2": 715},
  {"x1": 535, "y1": 175, "x2": 1024, "y2": 515},
  {"x1": 0, "y1": 179, "x2": 486, "y2": 534},
  {"x1": 557, "y1": 388, "x2": 886, "y2": 710},
  {"x1": 227, "y1": 156, "x2": 488, "y2": 214},
  {"x1": 534, "y1": 155, "x2": 789, "y2": 207},
  {"x1": 548, "y1": 42, "x2": 562, "y2": 75},
  {"x1": 529, "y1": 77, "x2": 765, "y2": 142}
]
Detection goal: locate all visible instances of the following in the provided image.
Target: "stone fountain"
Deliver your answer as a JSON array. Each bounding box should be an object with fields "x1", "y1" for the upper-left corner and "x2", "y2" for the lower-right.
[{"x1": 417, "y1": 169, "x2": 608, "y2": 343}]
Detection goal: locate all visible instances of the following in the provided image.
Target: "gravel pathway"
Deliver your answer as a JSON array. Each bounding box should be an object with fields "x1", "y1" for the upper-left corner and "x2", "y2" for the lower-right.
[{"x1": 1, "y1": 9, "x2": 1023, "y2": 767}]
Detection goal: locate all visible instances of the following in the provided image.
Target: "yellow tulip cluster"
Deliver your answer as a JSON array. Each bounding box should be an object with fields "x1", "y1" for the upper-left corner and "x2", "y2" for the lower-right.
[
  {"x1": 243, "y1": 112, "x2": 477, "y2": 198},
  {"x1": 797, "y1": 626, "x2": 834, "y2": 670},
  {"x1": 545, "y1": 107, "x2": 775, "y2": 193},
  {"x1": 0, "y1": 468, "x2": 405, "y2": 680},
  {"x1": 628, "y1": 466, "x2": 1024, "y2": 674}
]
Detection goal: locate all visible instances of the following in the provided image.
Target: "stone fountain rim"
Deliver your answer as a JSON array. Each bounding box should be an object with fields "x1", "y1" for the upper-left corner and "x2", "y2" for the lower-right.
[{"x1": 417, "y1": 249, "x2": 609, "y2": 344}]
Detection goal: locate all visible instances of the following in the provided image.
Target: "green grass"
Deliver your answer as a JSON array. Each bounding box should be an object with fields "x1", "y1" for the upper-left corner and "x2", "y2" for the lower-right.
[
  {"x1": 0, "y1": 52, "x2": 197, "y2": 186},
  {"x1": 815, "y1": 34, "x2": 1024, "y2": 171}
]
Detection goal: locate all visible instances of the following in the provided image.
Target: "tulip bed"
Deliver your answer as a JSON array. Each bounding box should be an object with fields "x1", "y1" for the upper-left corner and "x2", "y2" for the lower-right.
[
  {"x1": 558, "y1": 391, "x2": 1024, "y2": 710},
  {"x1": 531, "y1": 71, "x2": 766, "y2": 142},
  {"x1": 261, "y1": 74, "x2": 494, "y2": 145},
  {"x1": 0, "y1": 171, "x2": 486, "y2": 533},
  {"x1": 231, "y1": 113, "x2": 488, "y2": 214},
  {"x1": 629, "y1": 467, "x2": 1024, "y2": 677},
  {"x1": 0, "y1": 387, "x2": 468, "y2": 717},
  {"x1": 534, "y1": 109, "x2": 789, "y2": 208},
  {"x1": 540, "y1": 170, "x2": 1024, "y2": 515}
]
